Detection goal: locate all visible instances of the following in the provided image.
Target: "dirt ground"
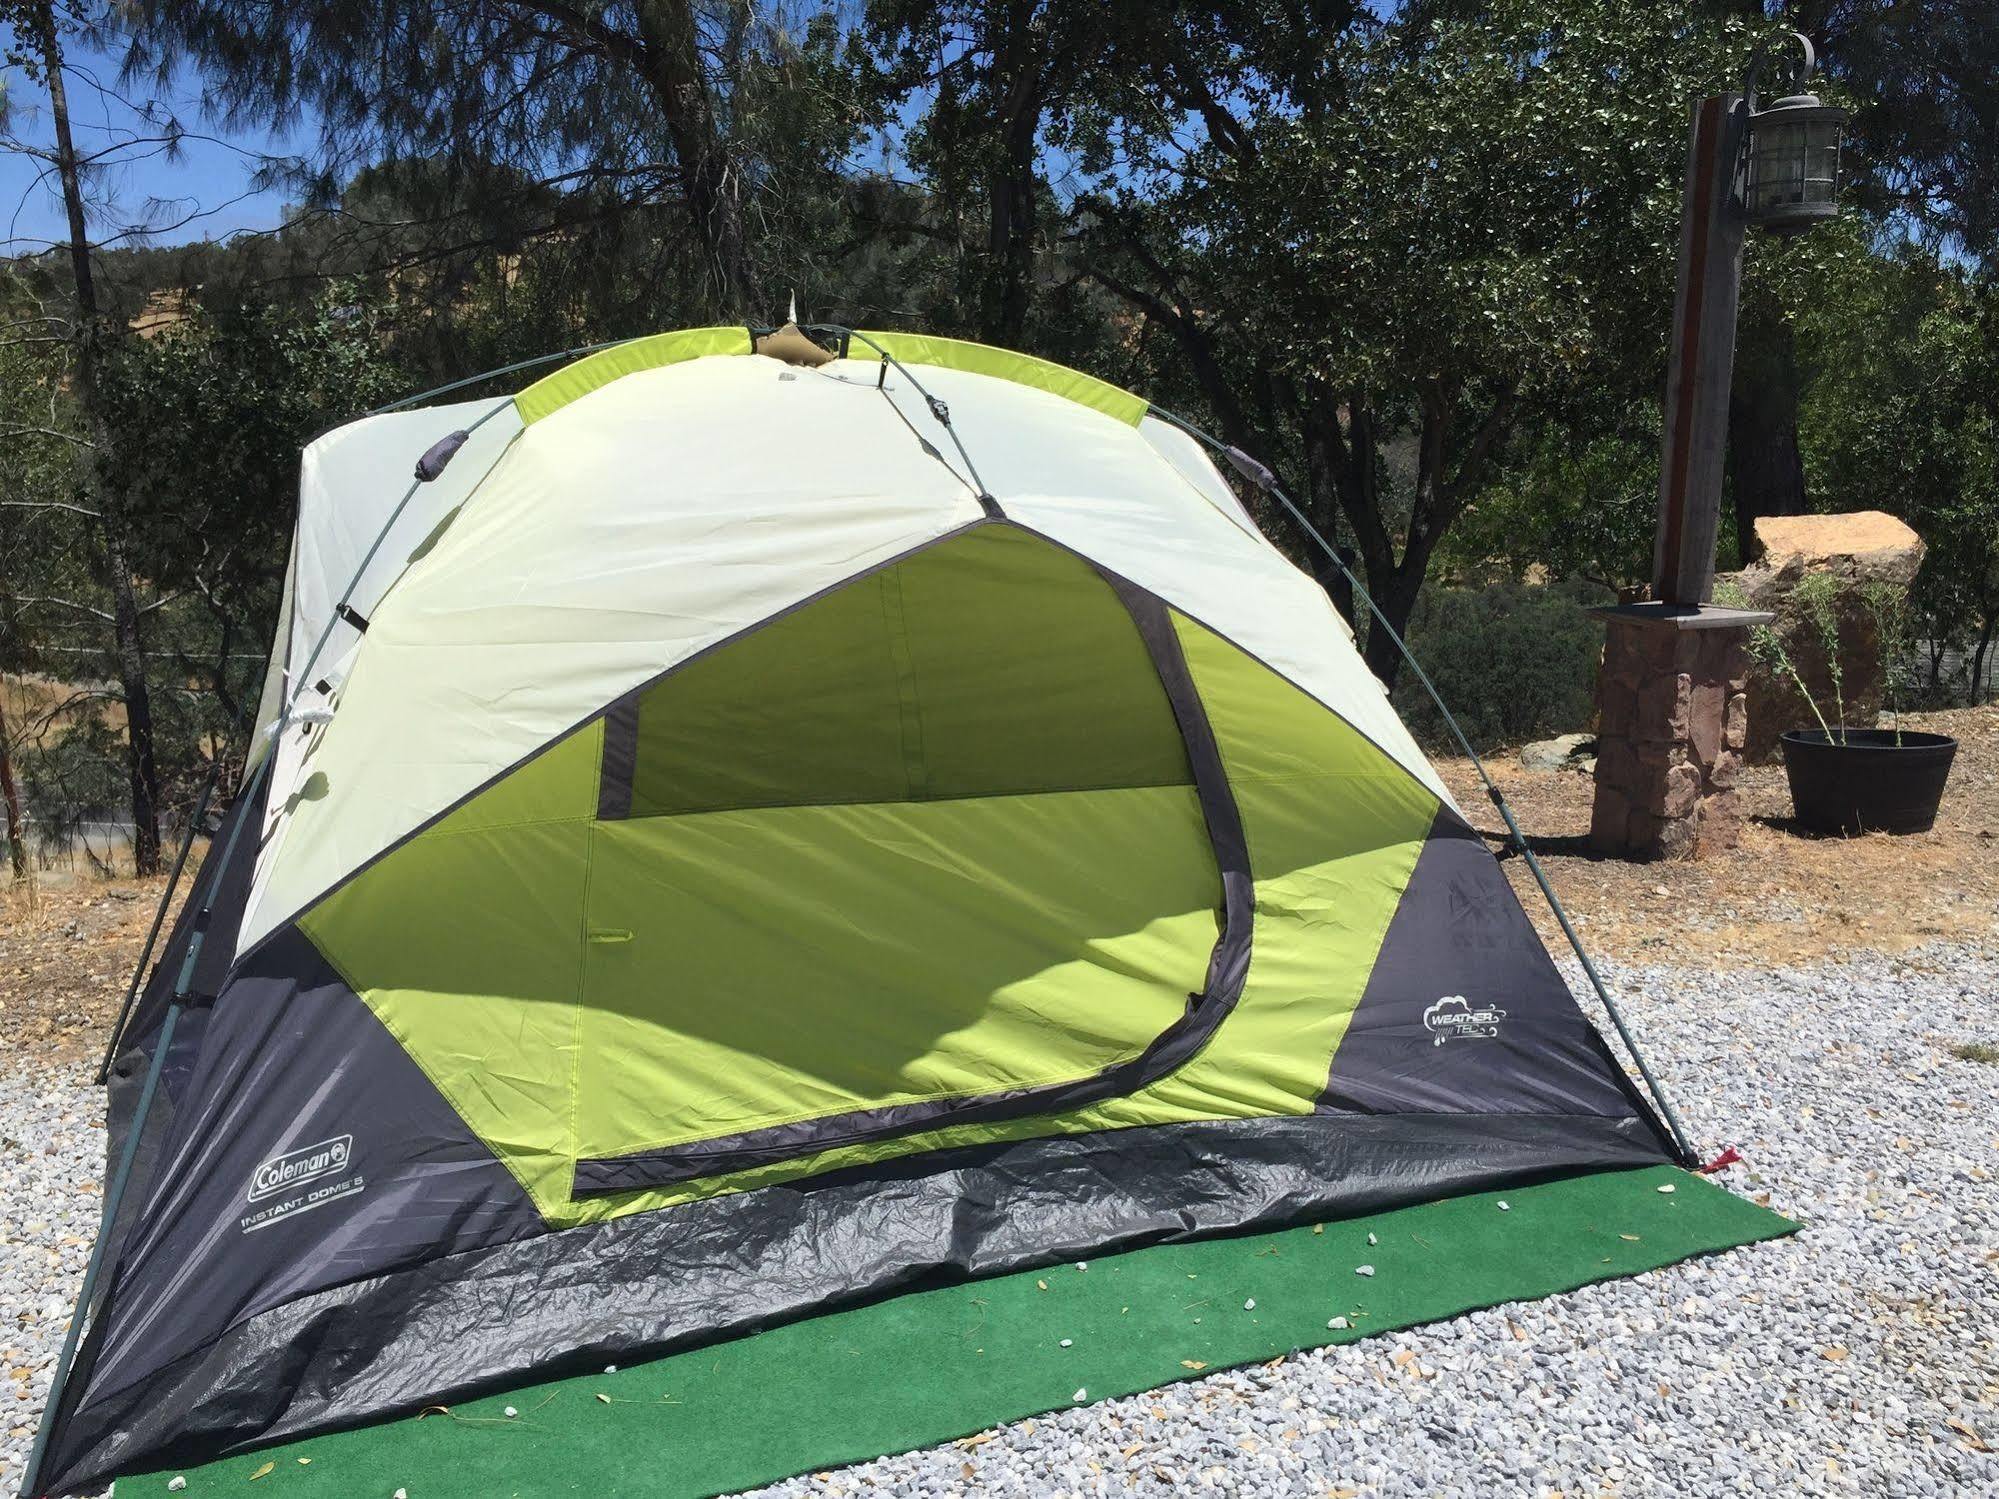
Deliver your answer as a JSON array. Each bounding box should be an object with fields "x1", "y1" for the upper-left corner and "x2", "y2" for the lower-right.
[
  {"x1": 1436, "y1": 702, "x2": 1999, "y2": 967},
  {"x1": 1, "y1": 703, "x2": 1993, "y2": 1067}
]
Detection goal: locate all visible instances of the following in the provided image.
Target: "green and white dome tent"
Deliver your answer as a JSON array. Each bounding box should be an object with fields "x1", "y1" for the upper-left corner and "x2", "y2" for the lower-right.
[{"x1": 32, "y1": 325, "x2": 1694, "y2": 1495}]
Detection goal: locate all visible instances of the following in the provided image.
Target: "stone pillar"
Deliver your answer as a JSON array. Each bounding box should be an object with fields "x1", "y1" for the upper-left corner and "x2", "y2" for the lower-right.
[{"x1": 1588, "y1": 603, "x2": 1769, "y2": 860}]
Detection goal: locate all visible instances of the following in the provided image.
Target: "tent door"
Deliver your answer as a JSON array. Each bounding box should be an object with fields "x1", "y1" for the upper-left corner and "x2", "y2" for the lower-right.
[{"x1": 563, "y1": 532, "x2": 1252, "y2": 1198}]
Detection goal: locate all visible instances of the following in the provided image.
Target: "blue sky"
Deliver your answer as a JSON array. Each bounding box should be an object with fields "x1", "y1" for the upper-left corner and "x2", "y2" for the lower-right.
[{"x1": 0, "y1": 23, "x2": 302, "y2": 256}]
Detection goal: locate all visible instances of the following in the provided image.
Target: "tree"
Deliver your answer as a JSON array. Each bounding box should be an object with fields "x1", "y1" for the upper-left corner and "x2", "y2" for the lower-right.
[
  {"x1": 1727, "y1": 2, "x2": 1999, "y2": 542},
  {"x1": 864, "y1": 1, "x2": 1106, "y2": 346},
  {"x1": 2, "y1": 0, "x2": 169, "y2": 871},
  {"x1": 120, "y1": 0, "x2": 871, "y2": 322},
  {"x1": 1797, "y1": 247, "x2": 1999, "y2": 702},
  {"x1": 0, "y1": 684, "x2": 24, "y2": 877},
  {"x1": 1792, "y1": 0, "x2": 1999, "y2": 271},
  {"x1": 1068, "y1": 0, "x2": 1753, "y2": 683},
  {"x1": 98, "y1": 292, "x2": 409, "y2": 731}
]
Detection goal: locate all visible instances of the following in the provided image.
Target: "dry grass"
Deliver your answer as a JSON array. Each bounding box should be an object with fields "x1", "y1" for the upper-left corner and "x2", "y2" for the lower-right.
[{"x1": 0, "y1": 867, "x2": 185, "y2": 1065}]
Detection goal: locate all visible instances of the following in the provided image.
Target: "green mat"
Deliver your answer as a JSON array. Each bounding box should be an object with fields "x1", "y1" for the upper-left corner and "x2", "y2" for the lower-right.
[{"x1": 120, "y1": 1166, "x2": 1790, "y2": 1498}]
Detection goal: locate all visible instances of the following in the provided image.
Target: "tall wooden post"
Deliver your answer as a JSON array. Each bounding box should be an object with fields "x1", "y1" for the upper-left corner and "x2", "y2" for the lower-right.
[
  {"x1": 1588, "y1": 94, "x2": 1771, "y2": 861},
  {"x1": 1654, "y1": 94, "x2": 1749, "y2": 605}
]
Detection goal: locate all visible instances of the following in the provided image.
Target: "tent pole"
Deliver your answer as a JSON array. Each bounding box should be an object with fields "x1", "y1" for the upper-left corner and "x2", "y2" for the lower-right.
[
  {"x1": 1147, "y1": 405, "x2": 1702, "y2": 1167},
  {"x1": 23, "y1": 742, "x2": 271, "y2": 1496},
  {"x1": 301, "y1": 329, "x2": 650, "y2": 446},
  {"x1": 359, "y1": 336, "x2": 643, "y2": 419},
  {"x1": 94, "y1": 659, "x2": 269, "y2": 1085},
  {"x1": 22, "y1": 1002, "x2": 182, "y2": 1498},
  {"x1": 807, "y1": 324, "x2": 1000, "y2": 506},
  {"x1": 90, "y1": 758, "x2": 216, "y2": 1085},
  {"x1": 41, "y1": 390, "x2": 521, "y2": 1487}
]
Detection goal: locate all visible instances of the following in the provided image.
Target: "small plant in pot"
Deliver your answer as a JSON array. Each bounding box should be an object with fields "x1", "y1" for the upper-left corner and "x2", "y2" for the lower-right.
[{"x1": 1744, "y1": 573, "x2": 1957, "y2": 835}]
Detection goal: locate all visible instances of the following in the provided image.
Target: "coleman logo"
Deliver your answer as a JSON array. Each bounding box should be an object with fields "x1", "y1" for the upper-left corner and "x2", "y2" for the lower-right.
[
  {"x1": 247, "y1": 1135, "x2": 353, "y2": 1203},
  {"x1": 1424, "y1": 996, "x2": 1506, "y2": 1046}
]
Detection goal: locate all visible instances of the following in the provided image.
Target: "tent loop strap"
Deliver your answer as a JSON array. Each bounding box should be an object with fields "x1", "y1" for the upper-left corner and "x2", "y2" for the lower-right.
[
  {"x1": 275, "y1": 397, "x2": 515, "y2": 740},
  {"x1": 807, "y1": 324, "x2": 1003, "y2": 518},
  {"x1": 1148, "y1": 404, "x2": 1701, "y2": 1168}
]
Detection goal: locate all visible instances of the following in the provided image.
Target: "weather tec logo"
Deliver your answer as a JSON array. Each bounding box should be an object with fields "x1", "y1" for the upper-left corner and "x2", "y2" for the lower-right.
[
  {"x1": 1423, "y1": 995, "x2": 1506, "y2": 1047},
  {"x1": 242, "y1": 1134, "x2": 364, "y2": 1233}
]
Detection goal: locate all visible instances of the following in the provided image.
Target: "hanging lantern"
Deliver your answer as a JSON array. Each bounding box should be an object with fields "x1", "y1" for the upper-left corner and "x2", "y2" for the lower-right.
[{"x1": 1741, "y1": 34, "x2": 1848, "y2": 235}]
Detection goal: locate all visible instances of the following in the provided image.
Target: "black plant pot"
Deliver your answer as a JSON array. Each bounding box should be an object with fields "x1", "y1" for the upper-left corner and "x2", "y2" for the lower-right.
[{"x1": 1779, "y1": 727, "x2": 1957, "y2": 835}]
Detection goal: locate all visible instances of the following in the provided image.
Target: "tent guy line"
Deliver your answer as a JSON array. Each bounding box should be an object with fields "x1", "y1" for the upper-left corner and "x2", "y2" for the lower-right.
[{"x1": 1142, "y1": 401, "x2": 1700, "y2": 1168}]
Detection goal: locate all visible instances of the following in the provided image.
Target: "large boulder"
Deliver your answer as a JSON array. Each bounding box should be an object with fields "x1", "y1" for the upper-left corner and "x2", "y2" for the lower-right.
[{"x1": 1716, "y1": 511, "x2": 1925, "y2": 761}]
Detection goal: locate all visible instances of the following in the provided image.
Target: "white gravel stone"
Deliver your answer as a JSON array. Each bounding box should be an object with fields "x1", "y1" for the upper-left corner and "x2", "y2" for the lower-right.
[{"x1": 6, "y1": 941, "x2": 1995, "y2": 1499}]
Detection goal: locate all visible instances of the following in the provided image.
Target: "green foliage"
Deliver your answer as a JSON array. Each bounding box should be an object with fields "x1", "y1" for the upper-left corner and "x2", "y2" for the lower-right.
[
  {"x1": 1445, "y1": 418, "x2": 1660, "y2": 588},
  {"x1": 1858, "y1": 577, "x2": 1913, "y2": 730},
  {"x1": 1790, "y1": 571, "x2": 1848, "y2": 728},
  {"x1": 1795, "y1": 248, "x2": 1999, "y2": 702},
  {"x1": 18, "y1": 716, "x2": 128, "y2": 874},
  {"x1": 5, "y1": 0, "x2": 1998, "y2": 858},
  {"x1": 1055, "y1": 0, "x2": 1764, "y2": 679},
  {"x1": 1812, "y1": 0, "x2": 1999, "y2": 273},
  {"x1": 1389, "y1": 577, "x2": 1613, "y2": 752},
  {"x1": 0, "y1": 282, "x2": 408, "y2": 843},
  {"x1": 1718, "y1": 575, "x2": 1838, "y2": 740}
]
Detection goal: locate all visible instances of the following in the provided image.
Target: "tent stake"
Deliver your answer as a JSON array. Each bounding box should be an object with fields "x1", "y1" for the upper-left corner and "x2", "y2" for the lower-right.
[{"x1": 1148, "y1": 405, "x2": 1701, "y2": 1167}]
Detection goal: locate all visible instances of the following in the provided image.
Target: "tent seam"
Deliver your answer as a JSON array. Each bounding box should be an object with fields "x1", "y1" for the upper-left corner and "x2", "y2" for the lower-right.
[
  {"x1": 999, "y1": 519, "x2": 1461, "y2": 828},
  {"x1": 292, "y1": 921, "x2": 562, "y2": 1221},
  {"x1": 229, "y1": 517, "x2": 998, "y2": 975},
  {"x1": 62, "y1": 1115, "x2": 1682, "y2": 1424},
  {"x1": 568, "y1": 760, "x2": 605, "y2": 1201}
]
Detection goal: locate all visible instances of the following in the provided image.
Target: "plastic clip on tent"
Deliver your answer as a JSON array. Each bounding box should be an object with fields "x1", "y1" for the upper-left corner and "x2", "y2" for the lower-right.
[{"x1": 33, "y1": 326, "x2": 1712, "y2": 1497}]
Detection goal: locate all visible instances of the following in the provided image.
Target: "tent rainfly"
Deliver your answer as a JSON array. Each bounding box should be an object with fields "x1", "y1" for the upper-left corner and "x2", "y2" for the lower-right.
[{"x1": 28, "y1": 326, "x2": 1694, "y2": 1496}]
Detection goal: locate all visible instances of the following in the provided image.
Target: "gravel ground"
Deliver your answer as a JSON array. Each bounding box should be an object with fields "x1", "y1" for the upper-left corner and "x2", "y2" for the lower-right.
[{"x1": 3, "y1": 942, "x2": 1995, "y2": 1499}]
